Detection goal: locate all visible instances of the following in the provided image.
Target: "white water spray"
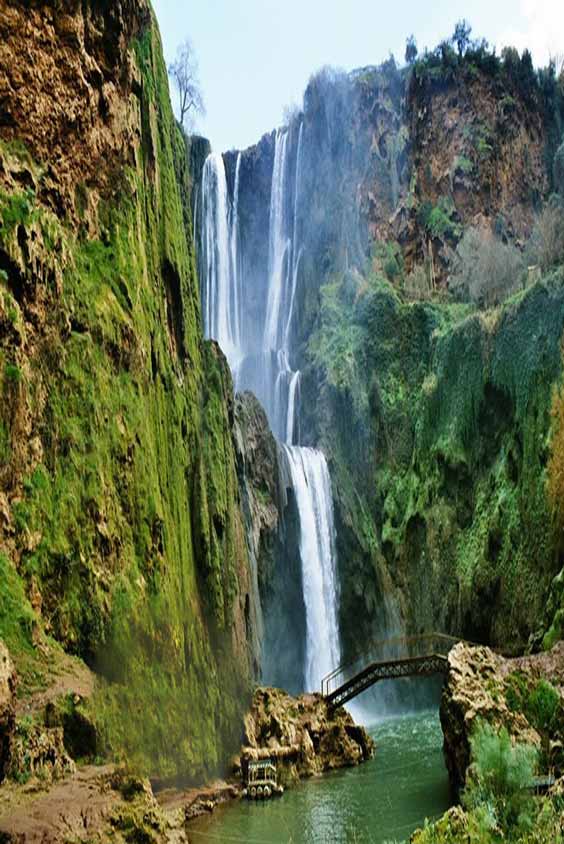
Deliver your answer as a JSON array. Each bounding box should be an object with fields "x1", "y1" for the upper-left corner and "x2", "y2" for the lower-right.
[
  {"x1": 199, "y1": 121, "x2": 342, "y2": 692},
  {"x1": 283, "y1": 446, "x2": 341, "y2": 691}
]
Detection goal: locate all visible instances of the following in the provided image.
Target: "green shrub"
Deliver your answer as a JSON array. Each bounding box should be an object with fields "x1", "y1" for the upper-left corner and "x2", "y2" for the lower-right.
[
  {"x1": 528, "y1": 680, "x2": 560, "y2": 734},
  {"x1": 4, "y1": 362, "x2": 22, "y2": 383},
  {"x1": 0, "y1": 421, "x2": 9, "y2": 465},
  {"x1": 464, "y1": 721, "x2": 538, "y2": 833},
  {"x1": 555, "y1": 141, "x2": 564, "y2": 195},
  {"x1": 452, "y1": 155, "x2": 474, "y2": 177},
  {"x1": 418, "y1": 197, "x2": 462, "y2": 240}
]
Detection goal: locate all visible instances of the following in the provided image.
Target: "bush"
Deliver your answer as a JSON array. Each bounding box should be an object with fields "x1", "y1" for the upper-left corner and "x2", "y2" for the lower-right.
[
  {"x1": 418, "y1": 197, "x2": 462, "y2": 241},
  {"x1": 464, "y1": 721, "x2": 538, "y2": 833},
  {"x1": 555, "y1": 141, "x2": 564, "y2": 195},
  {"x1": 403, "y1": 264, "x2": 431, "y2": 300},
  {"x1": 449, "y1": 227, "x2": 524, "y2": 307},
  {"x1": 529, "y1": 200, "x2": 564, "y2": 271}
]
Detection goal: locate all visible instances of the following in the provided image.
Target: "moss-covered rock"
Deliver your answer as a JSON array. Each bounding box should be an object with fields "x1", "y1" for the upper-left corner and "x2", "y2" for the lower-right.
[
  {"x1": 241, "y1": 686, "x2": 374, "y2": 787},
  {"x1": 0, "y1": 0, "x2": 258, "y2": 782},
  {"x1": 303, "y1": 270, "x2": 564, "y2": 656}
]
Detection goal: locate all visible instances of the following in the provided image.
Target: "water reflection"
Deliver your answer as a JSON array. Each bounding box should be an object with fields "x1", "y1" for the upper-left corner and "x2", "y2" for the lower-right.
[{"x1": 189, "y1": 709, "x2": 451, "y2": 844}]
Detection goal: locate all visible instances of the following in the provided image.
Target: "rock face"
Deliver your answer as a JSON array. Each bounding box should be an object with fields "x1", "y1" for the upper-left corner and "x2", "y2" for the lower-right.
[
  {"x1": 234, "y1": 394, "x2": 305, "y2": 691},
  {"x1": 0, "y1": 642, "x2": 16, "y2": 782},
  {"x1": 241, "y1": 687, "x2": 374, "y2": 786},
  {"x1": 0, "y1": 0, "x2": 260, "y2": 781},
  {"x1": 440, "y1": 642, "x2": 564, "y2": 797}
]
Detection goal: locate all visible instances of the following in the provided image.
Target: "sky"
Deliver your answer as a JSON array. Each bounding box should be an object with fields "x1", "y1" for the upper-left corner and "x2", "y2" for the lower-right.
[{"x1": 152, "y1": 0, "x2": 564, "y2": 153}]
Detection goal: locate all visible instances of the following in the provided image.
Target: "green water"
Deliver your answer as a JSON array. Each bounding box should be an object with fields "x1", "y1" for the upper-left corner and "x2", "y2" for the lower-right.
[{"x1": 189, "y1": 710, "x2": 451, "y2": 844}]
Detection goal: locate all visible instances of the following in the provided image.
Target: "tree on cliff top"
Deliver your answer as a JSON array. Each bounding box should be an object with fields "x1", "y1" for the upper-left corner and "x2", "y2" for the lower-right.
[
  {"x1": 168, "y1": 39, "x2": 205, "y2": 130},
  {"x1": 452, "y1": 20, "x2": 472, "y2": 57},
  {"x1": 405, "y1": 35, "x2": 418, "y2": 65}
]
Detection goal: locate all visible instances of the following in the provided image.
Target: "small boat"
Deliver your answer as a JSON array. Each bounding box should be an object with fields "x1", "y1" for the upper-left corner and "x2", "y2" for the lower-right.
[{"x1": 242, "y1": 759, "x2": 284, "y2": 800}]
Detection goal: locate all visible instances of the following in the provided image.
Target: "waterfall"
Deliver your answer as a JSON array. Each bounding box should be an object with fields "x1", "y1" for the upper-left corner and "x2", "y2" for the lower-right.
[
  {"x1": 264, "y1": 130, "x2": 291, "y2": 353},
  {"x1": 283, "y1": 446, "x2": 341, "y2": 691},
  {"x1": 198, "y1": 120, "x2": 342, "y2": 693},
  {"x1": 199, "y1": 153, "x2": 242, "y2": 366}
]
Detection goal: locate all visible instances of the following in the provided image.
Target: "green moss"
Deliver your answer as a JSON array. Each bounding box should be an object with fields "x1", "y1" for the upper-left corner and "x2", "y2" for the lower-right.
[
  {"x1": 0, "y1": 187, "x2": 36, "y2": 233},
  {"x1": 4, "y1": 362, "x2": 22, "y2": 383},
  {"x1": 0, "y1": 554, "x2": 36, "y2": 656},
  {"x1": 307, "y1": 270, "x2": 564, "y2": 655},
  {"x1": 0, "y1": 10, "x2": 252, "y2": 782}
]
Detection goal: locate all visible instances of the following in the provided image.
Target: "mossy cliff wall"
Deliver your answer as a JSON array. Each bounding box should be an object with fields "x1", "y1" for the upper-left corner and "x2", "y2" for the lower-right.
[
  {"x1": 302, "y1": 270, "x2": 564, "y2": 658},
  {"x1": 188, "y1": 54, "x2": 563, "y2": 662},
  {"x1": 0, "y1": 0, "x2": 259, "y2": 781}
]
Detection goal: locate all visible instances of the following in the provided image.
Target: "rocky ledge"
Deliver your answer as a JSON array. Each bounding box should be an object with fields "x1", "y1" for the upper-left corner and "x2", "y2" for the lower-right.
[
  {"x1": 240, "y1": 686, "x2": 374, "y2": 787},
  {"x1": 440, "y1": 641, "x2": 564, "y2": 796}
]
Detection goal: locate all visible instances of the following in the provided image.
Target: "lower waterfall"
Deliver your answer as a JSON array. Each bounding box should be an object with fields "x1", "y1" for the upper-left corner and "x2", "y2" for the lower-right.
[
  {"x1": 198, "y1": 129, "x2": 342, "y2": 693},
  {"x1": 282, "y1": 446, "x2": 341, "y2": 691}
]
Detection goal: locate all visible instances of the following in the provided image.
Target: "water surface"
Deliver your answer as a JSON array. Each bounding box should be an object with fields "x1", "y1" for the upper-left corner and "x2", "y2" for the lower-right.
[{"x1": 189, "y1": 710, "x2": 450, "y2": 844}]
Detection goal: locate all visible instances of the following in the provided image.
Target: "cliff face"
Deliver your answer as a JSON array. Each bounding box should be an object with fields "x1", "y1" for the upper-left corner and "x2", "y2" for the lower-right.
[
  {"x1": 305, "y1": 272, "x2": 564, "y2": 657},
  {"x1": 0, "y1": 0, "x2": 261, "y2": 782},
  {"x1": 190, "y1": 55, "x2": 563, "y2": 661}
]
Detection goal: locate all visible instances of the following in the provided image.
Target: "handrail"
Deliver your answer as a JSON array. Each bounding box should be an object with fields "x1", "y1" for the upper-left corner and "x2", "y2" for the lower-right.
[{"x1": 321, "y1": 632, "x2": 465, "y2": 696}]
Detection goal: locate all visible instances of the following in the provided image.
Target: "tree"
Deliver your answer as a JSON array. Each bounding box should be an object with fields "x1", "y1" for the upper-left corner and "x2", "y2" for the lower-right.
[
  {"x1": 452, "y1": 19, "x2": 472, "y2": 58},
  {"x1": 405, "y1": 35, "x2": 418, "y2": 65},
  {"x1": 168, "y1": 39, "x2": 205, "y2": 130},
  {"x1": 529, "y1": 200, "x2": 564, "y2": 271},
  {"x1": 449, "y1": 226, "x2": 524, "y2": 307},
  {"x1": 554, "y1": 140, "x2": 564, "y2": 195}
]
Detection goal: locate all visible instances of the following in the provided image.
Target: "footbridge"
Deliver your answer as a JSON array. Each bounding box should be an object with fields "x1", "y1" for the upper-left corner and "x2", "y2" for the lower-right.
[{"x1": 322, "y1": 633, "x2": 462, "y2": 708}]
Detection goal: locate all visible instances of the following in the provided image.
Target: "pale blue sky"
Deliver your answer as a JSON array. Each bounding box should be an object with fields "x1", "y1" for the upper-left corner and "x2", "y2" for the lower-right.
[{"x1": 152, "y1": 0, "x2": 562, "y2": 153}]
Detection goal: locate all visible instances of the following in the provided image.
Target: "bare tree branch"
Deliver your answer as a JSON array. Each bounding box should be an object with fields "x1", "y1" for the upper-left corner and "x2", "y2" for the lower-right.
[{"x1": 168, "y1": 38, "x2": 206, "y2": 130}]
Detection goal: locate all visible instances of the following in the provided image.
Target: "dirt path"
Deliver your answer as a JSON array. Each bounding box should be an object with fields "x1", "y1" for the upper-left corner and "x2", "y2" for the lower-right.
[
  {"x1": 0, "y1": 765, "x2": 120, "y2": 842},
  {"x1": 15, "y1": 649, "x2": 95, "y2": 718}
]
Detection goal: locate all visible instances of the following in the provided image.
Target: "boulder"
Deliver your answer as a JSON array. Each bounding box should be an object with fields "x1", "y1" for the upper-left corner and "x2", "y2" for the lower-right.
[
  {"x1": 241, "y1": 687, "x2": 374, "y2": 787},
  {"x1": 0, "y1": 640, "x2": 17, "y2": 782},
  {"x1": 440, "y1": 642, "x2": 563, "y2": 796}
]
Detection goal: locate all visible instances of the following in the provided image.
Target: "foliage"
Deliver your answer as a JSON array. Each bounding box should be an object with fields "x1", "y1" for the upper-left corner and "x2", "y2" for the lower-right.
[
  {"x1": 464, "y1": 722, "x2": 538, "y2": 833},
  {"x1": 506, "y1": 673, "x2": 562, "y2": 736},
  {"x1": 4, "y1": 362, "x2": 21, "y2": 383},
  {"x1": 449, "y1": 227, "x2": 524, "y2": 307},
  {"x1": 403, "y1": 264, "x2": 432, "y2": 300},
  {"x1": 452, "y1": 20, "x2": 473, "y2": 58},
  {"x1": 547, "y1": 374, "x2": 564, "y2": 532},
  {"x1": 452, "y1": 155, "x2": 474, "y2": 177},
  {"x1": 555, "y1": 141, "x2": 564, "y2": 195},
  {"x1": 405, "y1": 35, "x2": 418, "y2": 65},
  {"x1": 168, "y1": 38, "x2": 205, "y2": 129},
  {"x1": 0, "y1": 553, "x2": 36, "y2": 655},
  {"x1": 418, "y1": 197, "x2": 462, "y2": 240},
  {"x1": 373, "y1": 240, "x2": 404, "y2": 283},
  {"x1": 529, "y1": 200, "x2": 564, "y2": 272}
]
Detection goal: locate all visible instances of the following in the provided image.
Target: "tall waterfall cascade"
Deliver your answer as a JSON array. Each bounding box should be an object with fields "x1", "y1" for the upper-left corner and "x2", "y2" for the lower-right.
[{"x1": 198, "y1": 125, "x2": 341, "y2": 692}]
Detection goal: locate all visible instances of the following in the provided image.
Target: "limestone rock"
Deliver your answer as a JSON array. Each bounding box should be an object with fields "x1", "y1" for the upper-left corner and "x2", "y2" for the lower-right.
[
  {"x1": 8, "y1": 723, "x2": 76, "y2": 785},
  {"x1": 241, "y1": 687, "x2": 374, "y2": 786},
  {"x1": 0, "y1": 641, "x2": 17, "y2": 782},
  {"x1": 440, "y1": 642, "x2": 559, "y2": 796}
]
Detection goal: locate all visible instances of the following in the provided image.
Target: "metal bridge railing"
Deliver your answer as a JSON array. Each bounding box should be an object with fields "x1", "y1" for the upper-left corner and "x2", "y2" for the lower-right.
[{"x1": 321, "y1": 633, "x2": 462, "y2": 697}]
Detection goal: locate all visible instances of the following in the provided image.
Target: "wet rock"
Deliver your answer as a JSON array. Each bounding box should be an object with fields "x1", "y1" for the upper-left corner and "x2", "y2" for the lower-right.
[
  {"x1": 0, "y1": 641, "x2": 17, "y2": 782},
  {"x1": 8, "y1": 721, "x2": 76, "y2": 785},
  {"x1": 440, "y1": 642, "x2": 560, "y2": 796},
  {"x1": 241, "y1": 686, "x2": 374, "y2": 787}
]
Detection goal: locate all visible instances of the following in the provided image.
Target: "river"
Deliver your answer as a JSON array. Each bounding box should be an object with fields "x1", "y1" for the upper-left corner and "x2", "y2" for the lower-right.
[{"x1": 189, "y1": 709, "x2": 451, "y2": 844}]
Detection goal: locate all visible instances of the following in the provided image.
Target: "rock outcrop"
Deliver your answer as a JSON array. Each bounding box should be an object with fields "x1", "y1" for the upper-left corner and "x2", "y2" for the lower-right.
[
  {"x1": 440, "y1": 642, "x2": 564, "y2": 796},
  {"x1": 0, "y1": 642, "x2": 16, "y2": 782},
  {"x1": 241, "y1": 687, "x2": 374, "y2": 786},
  {"x1": 0, "y1": 0, "x2": 259, "y2": 781}
]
